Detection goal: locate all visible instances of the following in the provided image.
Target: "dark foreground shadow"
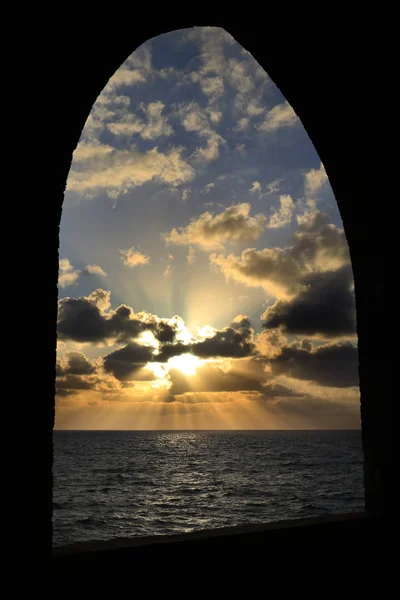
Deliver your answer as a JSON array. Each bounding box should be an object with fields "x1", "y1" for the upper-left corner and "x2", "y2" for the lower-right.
[{"x1": 51, "y1": 513, "x2": 392, "y2": 580}]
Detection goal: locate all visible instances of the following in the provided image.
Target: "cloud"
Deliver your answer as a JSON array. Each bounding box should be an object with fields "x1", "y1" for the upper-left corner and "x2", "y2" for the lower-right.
[
  {"x1": 254, "y1": 328, "x2": 288, "y2": 359},
  {"x1": 103, "y1": 343, "x2": 155, "y2": 380},
  {"x1": 181, "y1": 189, "x2": 190, "y2": 201},
  {"x1": 246, "y1": 100, "x2": 264, "y2": 116},
  {"x1": 164, "y1": 203, "x2": 267, "y2": 250},
  {"x1": 57, "y1": 352, "x2": 97, "y2": 377},
  {"x1": 178, "y1": 102, "x2": 225, "y2": 163},
  {"x1": 156, "y1": 342, "x2": 191, "y2": 363},
  {"x1": 73, "y1": 143, "x2": 114, "y2": 162},
  {"x1": 56, "y1": 374, "x2": 98, "y2": 396},
  {"x1": 58, "y1": 289, "x2": 160, "y2": 344},
  {"x1": 105, "y1": 46, "x2": 152, "y2": 91},
  {"x1": 263, "y1": 390, "x2": 360, "y2": 428},
  {"x1": 86, "y1": 288, "x2": 111, "y2": 311},
  {"x1": 257, "y1": 101, "x2": 299, "y2": 133},
  {"x1": 229, "y1": 58, "x2": 255, "y2": 95},
  {"x1": 250, "y1": 179, "x2": 283, "y2": 197},
  {"x1": 119, "y1": 247, "x2": 150, "y2": 268},
  {"x1": 201, "y1": 182, "x2": 215, "y2": 193},
  {"x1": 167, "y1": 356, "x2": 302, "y2": 400},
  {"x1": 67, "y1": 146, "x2": 195, "y2": 198},
  {"x1": 58, "y1": 304, "x2": 258, "y2": 365},
  {"x1": 294, "y1": 209, "x2": 350, "y2": 271},
  {"x1": 304, "y1": 163, "x2": 328, "y2": 197},
  {"x1": 192, "y1": 316, "x2": 255, "y2": 358},
  {"x1": 107, "y1": 101, "x2": 173, "y2": 140},
  {"x1": 250, "y1": 181, "x2": 261, "y2": 193},
  {"x1": 270, "y1": 340, "x2": 359, "y2": 388},
  {"x1": 206, "y1": 109, "x2": 222, "y2": 123},
  {"x1": 58, "y1": 259, "x2": 81, "y2": 288},
  {"x1": 55, "y1": 350, "x2": 106, "y2": 397},
  {"x1": 235, "y1": 143, "x2": 247, "y2": 156},
  {"x1": 153, "y1": 317, "x2": 256, "y2": 362},
  {"x1": 75, "y1": 48, "x2": 151, "y2": 144},
  {"x1": 186, "y1": 27, "x2": 233, "y2": 104},
  {"x1": 228, "y1": 56, "x2": 269, "y2": 120},
  {"x1": 57, "y1": 289, "x2": 187, "y2": 348},
  {"x1": 192, "y1": 73, "x2": 225, "y2": 102},
  {"x1": 58, "y1": 259, "x2": 107, "y2": 288},
  {"x1": 262, "y1": 266, "x2": 356, "y2": 337},
  {"x1": 186, "y1": 27, "x2": 233, "y2": 72},
  {"x1": 265, "y1": 178, "x2": 283, "y2": 195},
  {"x1": 153, "y1": 322, "x2": 177, "y2": 343},
  {"x1": 269, "y1": 194, "x2": 295, "y2": 228},
  {"x1": 210, "y1": 247, "x2": 302, "y2": 299},
  {"x1": 211, "y1": 209, "x2": 350, "y2": 299},
  {"x1": 57, "y1": 295, "x2": 118, "y2": 343},
  {"x1": 82, "y1": 264, "x2": 107, "y2": 277},
  {"x1": 235, "y1": 117, "x2": 249, "y2": 131},
  {"x1": 168, "y1": 361, "x2": 264, "y2": 397}
]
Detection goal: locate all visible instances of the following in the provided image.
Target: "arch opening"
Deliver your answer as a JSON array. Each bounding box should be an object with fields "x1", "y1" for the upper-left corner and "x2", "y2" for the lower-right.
[{"x1": 54, "y1": 26, "x2": 363, "y2": 547}]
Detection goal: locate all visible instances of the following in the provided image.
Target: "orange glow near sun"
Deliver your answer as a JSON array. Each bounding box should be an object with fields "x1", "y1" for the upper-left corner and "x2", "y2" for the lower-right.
[{"x1": 166, "y1": 353, "x2": 202, "y2": 376}]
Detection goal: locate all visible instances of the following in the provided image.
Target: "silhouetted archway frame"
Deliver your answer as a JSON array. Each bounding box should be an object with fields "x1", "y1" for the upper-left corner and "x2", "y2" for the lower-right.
[{"x1": 15, "y1": 13, "x2": 396, "y2": 573}]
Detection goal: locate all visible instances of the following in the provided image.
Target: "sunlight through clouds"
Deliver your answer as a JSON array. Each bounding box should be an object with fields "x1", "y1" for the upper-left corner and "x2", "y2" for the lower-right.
[{"x1": 57, "y1": 26, "x2": 359, "y2": 430}]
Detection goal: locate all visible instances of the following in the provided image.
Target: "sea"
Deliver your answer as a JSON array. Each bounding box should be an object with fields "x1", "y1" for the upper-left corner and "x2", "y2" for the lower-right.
[{"x1": 53, "y1": 430, "x2": 364, "y2": 547}]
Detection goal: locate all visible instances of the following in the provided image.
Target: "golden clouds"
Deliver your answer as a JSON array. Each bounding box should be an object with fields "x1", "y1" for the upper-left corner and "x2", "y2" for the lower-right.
[
  {"x1": 210, "y1": 208, "x2": 351, "y2": 299},
  {"x1": 58, "y1": 258, "x2": 107, "y2": 288},
  {"x1": 269, "y1": 195, "x2": 295, "y2": 229},
  {"x1": 67, "y1": 146, "x2": 195, "y2": 197},
  {"x1": 257, "y1": 101, "x2": 299, "y2": 133},
  {"x1": 304, "y1": 162, "x2": 328, "y2": 197},
  {"x1": 119, "y1": 247, "x2": 150, "y2": 268},
  {"x1": 107, "y1": 101, "x2": 173, "y2": 140},
  {"x1": 165, "y1": 203, "x2": 267, "y2": 250}
]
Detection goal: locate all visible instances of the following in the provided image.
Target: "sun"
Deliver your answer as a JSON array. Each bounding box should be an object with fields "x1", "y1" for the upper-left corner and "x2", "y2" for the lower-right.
[{"x1": 167, "y1": 353, "x2": 202, "y2": 376}]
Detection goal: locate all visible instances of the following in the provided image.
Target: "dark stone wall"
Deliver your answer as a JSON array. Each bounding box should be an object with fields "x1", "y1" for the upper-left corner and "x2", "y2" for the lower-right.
[{"x1": 9, "y1": 10, "x2": 396, "y2": 574}]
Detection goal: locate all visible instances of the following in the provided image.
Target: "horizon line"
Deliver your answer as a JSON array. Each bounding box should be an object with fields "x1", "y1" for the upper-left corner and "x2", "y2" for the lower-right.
[{"x1": 53, "y1": 428, "x2": 361, "y2": 432}]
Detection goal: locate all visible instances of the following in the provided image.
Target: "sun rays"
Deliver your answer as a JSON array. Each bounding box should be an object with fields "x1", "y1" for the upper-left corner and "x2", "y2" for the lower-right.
[{"x1": 55, "y1": 27, "x2": 360, "y2": 431}]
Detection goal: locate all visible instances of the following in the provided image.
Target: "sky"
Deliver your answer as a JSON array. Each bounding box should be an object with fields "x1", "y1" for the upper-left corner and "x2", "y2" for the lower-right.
[{"x1": 55, "y1": 27, "x2": 360, "y2": 430}]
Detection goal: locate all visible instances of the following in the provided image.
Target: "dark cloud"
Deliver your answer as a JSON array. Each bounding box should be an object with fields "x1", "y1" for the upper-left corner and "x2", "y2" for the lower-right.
[
  {"x1": 57, "y1": 298, "x2": 152, "y2": 343},
  {"x1": 103, "y1": 343, "x2": 155, "y2": 381},
  {"x1": 57, "y1": 290, "x2": 179, "y2": 344},
  {"x1": 156, "y1": 342, "x2": 191, "y2": 362},
  {"x1": 293, "y1": 210, "x2": 349, "y2": 267},
  {"x1": 56, "y1": 374, "x2": 97, "y2": 396},
  {"x1": 168, "y1": 361, "x2": 266, "y2": 396},
  {"x1": 300, "y1": 339, "x2": 312, "y2": 351},
  {"x1": 64, "y1": 352, "x2": 96, "y2": 375},
  {"x1": 56, "y1": 351, "x2": 100, "y2": 397},
  {"x1": 192, "y1": 317, "x2": 255, "y2": 358},
  {"x1": 260, "y1": 382, "x2": 302, "y2": 398},
  {"x1": 263, "y1": 266, "x2": 356, "y2": 337},
  {"x1": 265, "y1": 394, "x2": 361, "y2": 430},
  {"x1": 154, "y1": 321, "x2": 177, "y2": 343},
  {"x1": 56, "y1": 359, "x2": 65, "y2": 377},
  {"x1": 210, "y1": 210, "x2": 351, "y2": 298},
  {"x1": 107, "y1": 305, "x2": 151, "y2": 342},
  {"x1": 211, "y1": 246, "x2": 301, "y2": 296},
  {"x1": 58, "y1": 297, "x2": 108, "y2": 342},
  {"x1": 56, "y1": 352, "x2": 97, "y2": 380},
  {"x1": 270, "y1": 340, "x2": 359, "y2": 387}
]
